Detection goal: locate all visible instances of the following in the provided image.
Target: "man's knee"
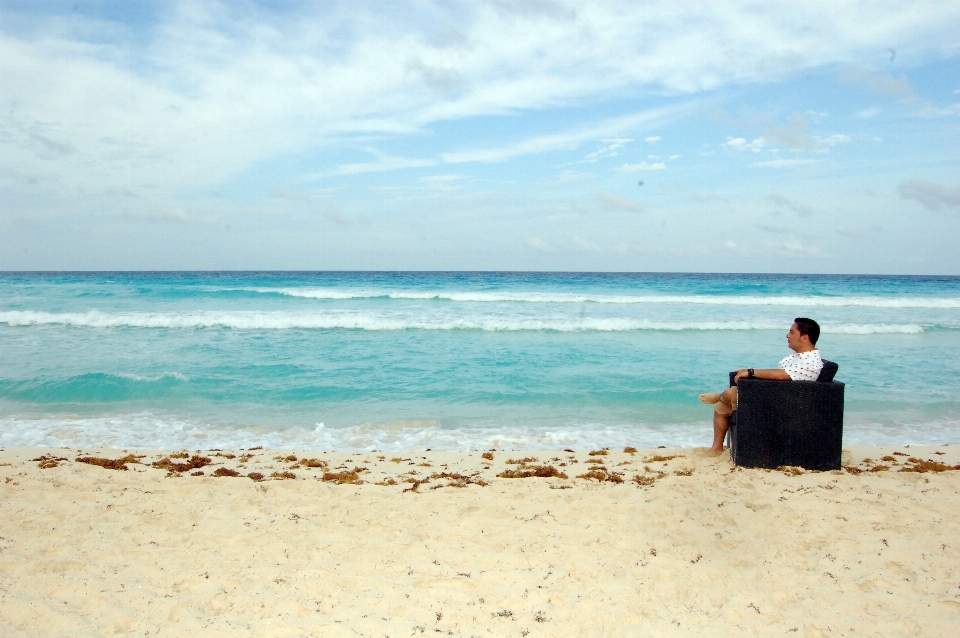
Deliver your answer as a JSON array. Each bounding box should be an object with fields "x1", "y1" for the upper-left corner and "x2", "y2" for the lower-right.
[{"x1": 721, "y1": 386, "x2": 738, "y2": 406}]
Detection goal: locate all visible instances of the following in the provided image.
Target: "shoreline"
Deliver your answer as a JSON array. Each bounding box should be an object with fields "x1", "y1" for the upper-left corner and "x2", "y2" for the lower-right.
[{"x1": 2, "y1": 445, "x2": 959, "y2": 636}]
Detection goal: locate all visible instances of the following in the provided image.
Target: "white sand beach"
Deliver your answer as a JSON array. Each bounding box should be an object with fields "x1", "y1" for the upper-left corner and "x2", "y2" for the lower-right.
[{"x1": 1, "y1": 445, "x2": 959, "y2": 637}]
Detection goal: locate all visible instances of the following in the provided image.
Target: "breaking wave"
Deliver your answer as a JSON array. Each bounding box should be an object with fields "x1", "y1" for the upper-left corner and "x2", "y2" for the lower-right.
[
  {"x1": 249, "y1": 288, "x2": 960, "y2": 308},
  {"x1": 0, "y1": 310, "x2": 928, "y2": 334},
  {"x1": 1, "y1": 413, "x2": 957, "y2": 450}
]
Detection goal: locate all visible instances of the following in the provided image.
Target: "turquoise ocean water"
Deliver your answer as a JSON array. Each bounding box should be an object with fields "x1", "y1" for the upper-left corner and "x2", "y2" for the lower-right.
[{"x1": 1, "y1": 272, "x2": 959, "y2": 451}]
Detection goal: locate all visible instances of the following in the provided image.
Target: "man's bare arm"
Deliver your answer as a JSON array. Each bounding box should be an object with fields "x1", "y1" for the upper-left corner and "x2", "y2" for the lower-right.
[{"x1": 733, "y1": 368, "x2": 791, "y2": 382}]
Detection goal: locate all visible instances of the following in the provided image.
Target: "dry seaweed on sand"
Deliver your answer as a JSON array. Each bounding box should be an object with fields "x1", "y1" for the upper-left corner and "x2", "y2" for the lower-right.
[
  {"x1": 152, "y1": 455, "x2": 211, "y2": 474},
  {"x1": 32, "y1": 454, "x2": 68, "y2": 469},
  {"x1": 898, "y1": 458, "x2": 960, "y2": 473},
  {"x1": 247, "y1": 472, "x2": 265, "y2": 482},
  {"x1": 633, "y1": 470, "x2": 668, "y2": 486},
  {"x1": 403, "y1": 478, "x2": 430, "y2": 493},
  {"x1": 321, "y1": 470, "x2": 362, "y2": 484},
  {"x1": 588, "y1": 449, "x2": 608, "y2": 456},
  {"x1": 77, "y1": 454, "x2": 144, "y2": 471},
  {"x1": 841, "y1": 455, "x2": 960, "y2": 474},
  {"x1": 505, "y1": 457, "x2": 538, "y2": 465},
  {"x1": 213, "y1": 467, "x2": 241, "y2": 477},
  {"x1": 298, "y1": 458, "x2": 327, "y2": 469},
  {"x1": 643, "y1": 454, "x2": 679, "y2": 463},
  {"x1": 429, "y1": 471, "x2": 489, "y2": 488},
  {"x1": 576, "y1": 466, "x2": 624, "y2": 483},
  {"x1": 776, "y1": 466, "x2": 805, "y2": 476},
  {"x1": 481, "y1": 451, "x2": 494, "y2": 461},
  {"x1": 497, "y1": 465, "x2": 568, "y2": 479},
  {"x1": 624, "y1": 446, "x2": 637, "y2": 454},
  {"x1": 271, "y1": 471, "x2": 297, "y2": 480}
]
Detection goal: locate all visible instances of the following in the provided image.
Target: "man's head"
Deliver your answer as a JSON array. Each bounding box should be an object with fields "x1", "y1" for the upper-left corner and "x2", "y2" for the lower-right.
[{"x1": 787, "y1": 317, "x2": 820, "y2": 352}]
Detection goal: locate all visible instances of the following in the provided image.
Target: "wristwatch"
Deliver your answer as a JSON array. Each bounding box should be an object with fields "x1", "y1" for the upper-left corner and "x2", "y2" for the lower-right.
[{"x1": 748, "y1": 368, "x2": 755, "y2": 378}]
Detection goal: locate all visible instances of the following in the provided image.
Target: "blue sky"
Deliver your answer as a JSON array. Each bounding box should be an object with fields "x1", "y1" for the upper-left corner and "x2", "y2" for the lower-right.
[{"x1": 1, "y1": 1, "x2": 959, "y2": 273}]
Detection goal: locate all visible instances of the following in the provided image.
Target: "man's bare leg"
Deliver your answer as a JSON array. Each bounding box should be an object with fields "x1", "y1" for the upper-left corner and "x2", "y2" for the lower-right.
[
  {"x1": 704, "y1": 410, "x2": 730, "y2": 457},
  {"x1": 703, "y1": 386, "x2": 737, "y2": 457}
]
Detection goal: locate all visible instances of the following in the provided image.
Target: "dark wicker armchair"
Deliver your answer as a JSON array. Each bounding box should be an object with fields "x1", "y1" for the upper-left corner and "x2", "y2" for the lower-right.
[{"x1": 727, "y1": 361, "x2": 844, "y2": 470}]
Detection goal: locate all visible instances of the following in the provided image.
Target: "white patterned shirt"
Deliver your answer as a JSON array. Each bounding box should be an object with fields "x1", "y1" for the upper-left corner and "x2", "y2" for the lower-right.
[{"x1": 778, "y1": 349, "x2": 824, "y2": 381}]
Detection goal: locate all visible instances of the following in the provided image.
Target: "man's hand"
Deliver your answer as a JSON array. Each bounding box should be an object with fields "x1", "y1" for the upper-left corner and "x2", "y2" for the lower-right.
[{"x1": 733, "y1": 369, "x2": 751, "y2": 382}]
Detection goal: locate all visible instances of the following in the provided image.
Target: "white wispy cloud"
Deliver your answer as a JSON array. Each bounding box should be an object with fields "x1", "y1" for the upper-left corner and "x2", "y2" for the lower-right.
[
  {"x1": 596, "y1": 193, "x2": 642, "y2": 212},
  {"x1": 818, "y1": 134, "x2": 850, "y2": 147},
  {"x1": 557, "y1": 170, "x2": 593, "y2": 184},
  {"x1": 582, "y1": 138, "x2": 633, "y2": 162},
  {"x1": 527, "y1": 237, "x2": 558, "y2": 253},
  {"x1": 318, "y1": 203, "x2": 352, "y2": 225},
  {"x1": 898, "y1": 179, "x2": 960, "y2": 210},
  {"x1": 767, "y1": 195, "x2": 813, "y2": 217},
  {"x1": 839, "y1": 67, "x2": 916, "y2": 99},
  {"x1": 420, "y1": 174, "x2": 464, "y2": 184},
  {"x1": 572, "y1": 236, "x2": 602, "y2": 253},
  {"x1": 767, "y1": 239, "x2": 824, "y2": 256},
  {"x1": 615, "y1": 161, "x2": 666, "y2": 174},
  {"x1": 752, "y1": 159, "x2": 821, "y2": 168},
  {"x1": 726, "y1": 137, "x2": 767, "y2": 152},
  {"x1": 441, "y1": 107, "x2": 684, "y2": 164},
  {"x1": 333, "y1": 155, "x2": 436, "y2": 175}
]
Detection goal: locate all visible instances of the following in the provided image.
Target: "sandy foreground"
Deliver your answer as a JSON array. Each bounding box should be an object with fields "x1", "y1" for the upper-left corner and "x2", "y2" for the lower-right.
[{"x1": 1, "y1": 445, "x2": 959, "y2": 637}]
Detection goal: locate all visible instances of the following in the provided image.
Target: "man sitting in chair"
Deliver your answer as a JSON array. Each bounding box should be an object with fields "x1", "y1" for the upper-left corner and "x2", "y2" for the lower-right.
[{"x1": 699, "y1": 317, "x2": 823, "y2": 457}]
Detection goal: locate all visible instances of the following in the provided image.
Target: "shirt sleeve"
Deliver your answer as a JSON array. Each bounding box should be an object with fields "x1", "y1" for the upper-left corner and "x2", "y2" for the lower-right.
[{"x1": 778, "y1": 352, "x2": 823, "y2": 381}]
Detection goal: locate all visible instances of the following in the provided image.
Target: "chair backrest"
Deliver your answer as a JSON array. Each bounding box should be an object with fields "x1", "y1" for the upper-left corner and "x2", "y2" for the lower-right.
[{"x1": 817, "y1": 360, "x2": 839, "y2": 382}]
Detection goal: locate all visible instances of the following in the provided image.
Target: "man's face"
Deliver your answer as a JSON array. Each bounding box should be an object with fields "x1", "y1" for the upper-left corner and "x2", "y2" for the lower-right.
[{"x1": 786, "y1": 322, "x2": 807, "y2": 352}]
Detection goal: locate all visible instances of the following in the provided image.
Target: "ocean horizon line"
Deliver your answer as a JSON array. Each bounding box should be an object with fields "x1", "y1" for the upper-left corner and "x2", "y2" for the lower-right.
[{"x1": 3, "y1": 270, "x2": 960, "y2": 278}]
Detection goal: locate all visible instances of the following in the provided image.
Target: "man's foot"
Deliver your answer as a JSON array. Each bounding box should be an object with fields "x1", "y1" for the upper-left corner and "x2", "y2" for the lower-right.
[
  {"x1": 701, "y1": 447, "x2": 725, "y2": 457},
  {"x1": 699, "y1": 392, "x2": 721, "y2": 404}
]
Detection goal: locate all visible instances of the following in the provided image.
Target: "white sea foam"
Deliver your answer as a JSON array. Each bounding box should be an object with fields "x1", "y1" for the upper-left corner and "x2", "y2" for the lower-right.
[
  {"x1": 2, "y1": 413, "x2": 957, "y2": 450},
  {"x1": 250, "y1": 287, "x2": 960, "y2": 309},
  {"x1": 0, "y1": 311, "x2": 928, "y2": 334},
  {"x1": 115, "y1": 372, "x2": 189, "y2": 382}
]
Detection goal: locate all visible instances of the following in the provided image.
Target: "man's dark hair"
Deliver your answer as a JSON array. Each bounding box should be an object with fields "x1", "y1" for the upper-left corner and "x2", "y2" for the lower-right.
[{"x1": 794, "y1": 317, "x2": 820, "y2": 345}]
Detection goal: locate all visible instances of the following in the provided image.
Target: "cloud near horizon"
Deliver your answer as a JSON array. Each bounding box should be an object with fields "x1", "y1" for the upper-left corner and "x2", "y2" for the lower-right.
[{"x1": 898, "y1": 179, "x2": 960, "y2": 211}]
